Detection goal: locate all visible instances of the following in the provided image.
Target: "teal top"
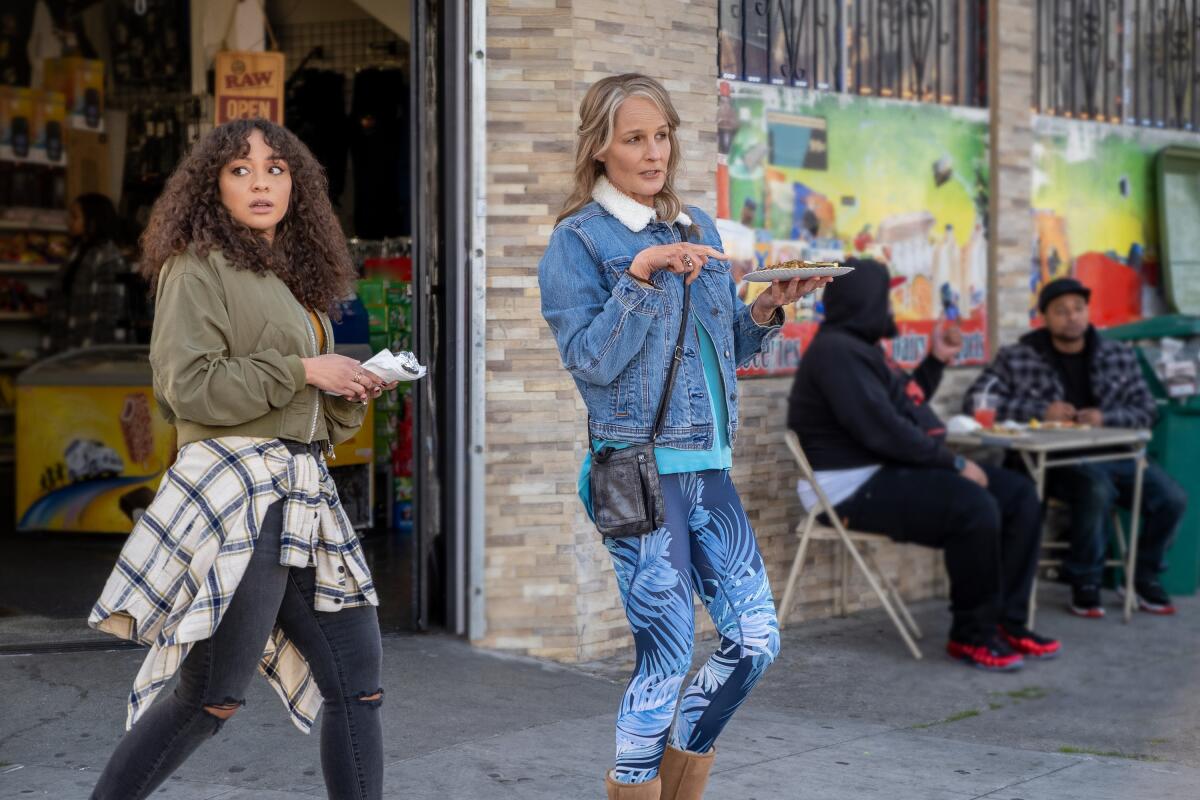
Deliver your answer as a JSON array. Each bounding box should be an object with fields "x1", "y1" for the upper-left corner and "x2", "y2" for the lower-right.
[{"x1": 578, "y1": 315, "x2": 732, "y2": 518}]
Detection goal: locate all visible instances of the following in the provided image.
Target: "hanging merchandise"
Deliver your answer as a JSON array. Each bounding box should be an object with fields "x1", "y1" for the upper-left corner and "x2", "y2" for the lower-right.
[
  {"x1": 108, "y1": 0, "x2": 190, "y2": 91},
  {"x1": 196, "y1": 0, "x2": 265, "y2": 95},
  {"x1": 285, "y1": 49, "x2": 348, "y2": 201},
  {"x1": 350, "y1": 64, "x2": 409, "y2": 238},
  {"x1": 26, "y1": 0, "x2": 61, "y2": 89},
  {"x1": 0, "y1": 3, "x2": 34, "y2": 86}
]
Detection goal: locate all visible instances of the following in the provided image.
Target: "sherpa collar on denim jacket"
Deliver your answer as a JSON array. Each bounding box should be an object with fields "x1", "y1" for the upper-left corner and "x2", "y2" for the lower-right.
[{"x1": 591, "y1": 175, "x2": 693, "y2": 233}]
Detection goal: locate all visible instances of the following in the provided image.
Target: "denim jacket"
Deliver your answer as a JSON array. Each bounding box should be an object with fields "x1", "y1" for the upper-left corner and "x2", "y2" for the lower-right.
[{"x1": 538, "y1": 177, "x2": 782, "y2": 450}]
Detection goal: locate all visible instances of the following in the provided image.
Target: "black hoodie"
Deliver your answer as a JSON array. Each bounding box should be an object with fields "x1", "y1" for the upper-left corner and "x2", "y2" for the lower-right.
[{"x1": 786, "y1": 259, "x2": 958, "y2": 472}]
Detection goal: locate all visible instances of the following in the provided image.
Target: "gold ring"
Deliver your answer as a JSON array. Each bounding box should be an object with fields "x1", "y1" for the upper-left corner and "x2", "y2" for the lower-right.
[{"x1": 683, "y1": 255, "x2": 694, "y2": 268}]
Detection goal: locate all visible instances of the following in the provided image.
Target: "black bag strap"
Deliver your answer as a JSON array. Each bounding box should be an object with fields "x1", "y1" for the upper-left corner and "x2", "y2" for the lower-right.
[
  {"x1": 650, "y1": 224, "x2": 693, "y2": 442},
  {"x1": 589, "y1": 223, "x2": 695, "y2": 453}
]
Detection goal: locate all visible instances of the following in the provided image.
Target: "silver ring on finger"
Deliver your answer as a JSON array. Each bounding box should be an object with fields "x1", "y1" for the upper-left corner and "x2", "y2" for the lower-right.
[{"x1": 682, "y1": 254, "x2": 694, "y2": 269}]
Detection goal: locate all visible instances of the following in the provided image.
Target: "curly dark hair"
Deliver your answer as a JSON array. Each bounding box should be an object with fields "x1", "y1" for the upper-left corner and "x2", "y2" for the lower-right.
[{"x1": 139, "y1": 118, "x2": 355, "y2": 314}]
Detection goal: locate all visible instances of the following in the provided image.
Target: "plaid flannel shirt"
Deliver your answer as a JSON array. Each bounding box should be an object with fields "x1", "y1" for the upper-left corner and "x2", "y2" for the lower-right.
[
  {"x1": 88, "y1": 437, "x2": 378, "y2": 733},
  {"x1": 963, "y1": 329, "x2": 1157, "y2": 429}
]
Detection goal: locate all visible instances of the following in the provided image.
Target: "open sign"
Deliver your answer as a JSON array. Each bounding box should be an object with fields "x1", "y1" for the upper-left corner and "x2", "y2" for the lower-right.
[
  {"x1": 214, "y1": 51, "x2": 284, "y2": 125},
  {"x1": 218, "y1": 96, "x2": 279, "y2": 123}
]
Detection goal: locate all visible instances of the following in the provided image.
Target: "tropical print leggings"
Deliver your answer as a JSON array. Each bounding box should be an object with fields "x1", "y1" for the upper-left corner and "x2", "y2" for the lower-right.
[{"x1": 604, "y1": 469, "x2": 780, "y2": 784}]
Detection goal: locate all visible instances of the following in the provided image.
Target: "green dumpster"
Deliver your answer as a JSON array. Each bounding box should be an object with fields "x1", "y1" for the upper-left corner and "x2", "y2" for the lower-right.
[{"x1": 1104, "y1": 314, "x2": 1200, "y2": 596}]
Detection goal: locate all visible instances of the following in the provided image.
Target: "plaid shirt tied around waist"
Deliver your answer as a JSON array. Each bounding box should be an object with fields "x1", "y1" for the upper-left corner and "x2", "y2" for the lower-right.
[{"x1": 88, "y1": 437, "x2": 378, "y2": 733}]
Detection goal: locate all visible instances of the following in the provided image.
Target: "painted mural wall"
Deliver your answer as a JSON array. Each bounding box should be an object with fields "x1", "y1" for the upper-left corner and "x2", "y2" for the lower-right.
[
  {"x1": 716, "y1": 81, "x2": 990, "y2": 376},
  {"x1": 1031, "y1": 116, "x2": 1200, "y2": 328}
]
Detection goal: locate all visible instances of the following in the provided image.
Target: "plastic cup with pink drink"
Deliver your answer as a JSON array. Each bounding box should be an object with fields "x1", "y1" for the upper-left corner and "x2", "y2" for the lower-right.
[{"x1": 973, "y1": 380, "x2": 997, "y2": 428}]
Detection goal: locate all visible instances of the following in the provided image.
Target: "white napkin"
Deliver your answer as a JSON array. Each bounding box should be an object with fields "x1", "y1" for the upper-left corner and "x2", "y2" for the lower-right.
[
  {"x1": 322, "y1": 350, "x2": 427, "y2": 397},
  {"x1": 946, "y1": 414, "x2": 982, "y2": 434},
  {"x1": 361, "y1": 349, "x2": 427, "y2": 382}
]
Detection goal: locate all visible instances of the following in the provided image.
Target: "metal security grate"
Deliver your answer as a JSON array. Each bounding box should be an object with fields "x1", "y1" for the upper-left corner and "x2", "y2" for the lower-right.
[
  {"x1": 718, "y1": 0, "x2": 988, "y2": 107},
  {"x1": 275, "y1": 18, "x2": 407, "y2": 114},
  {"x1": 1034, "y1": 0, "x2": 1199, "y2": 131}
]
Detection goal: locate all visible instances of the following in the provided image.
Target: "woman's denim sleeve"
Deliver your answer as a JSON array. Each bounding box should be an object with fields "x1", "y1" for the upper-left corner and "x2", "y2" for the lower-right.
[
  {"x1": 731, "y1": 288, "x2": 782, "y2": 366},
  {"x1": 539, "y1": 225, "x2": 663, "y2": 386}
]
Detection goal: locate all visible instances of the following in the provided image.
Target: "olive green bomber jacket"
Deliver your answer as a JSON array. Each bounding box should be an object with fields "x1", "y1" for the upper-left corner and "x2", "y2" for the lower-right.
[{"x1": 150, "y1": 247, "x2": 367, "y2": 450}]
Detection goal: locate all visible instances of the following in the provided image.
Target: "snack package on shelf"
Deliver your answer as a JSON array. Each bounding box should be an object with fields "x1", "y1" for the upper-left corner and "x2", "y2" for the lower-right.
[
  {"x1": 0, "y1": 277, "x2": 43, "y2": 312},
  {"x1": 44, "y1": 57, "x2": 105, "y2": 132},
  {"x1": 1, "y1": 87, "x2": 35, "y2": 160},
  {"x1": 32, "y1": 90, "x2": 67, "y2": 164},
  {"x1": 0, "y1": 231, "x2": 67, "y2": 264},
  {"x1": 354, "y1": 264, "x2": 417, "y2": 531}
]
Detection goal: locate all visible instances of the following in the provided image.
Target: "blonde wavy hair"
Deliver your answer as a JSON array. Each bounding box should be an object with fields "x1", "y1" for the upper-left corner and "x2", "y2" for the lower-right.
[{"x1": 557, "y1": 73, "x2": 686, "y2": 225}]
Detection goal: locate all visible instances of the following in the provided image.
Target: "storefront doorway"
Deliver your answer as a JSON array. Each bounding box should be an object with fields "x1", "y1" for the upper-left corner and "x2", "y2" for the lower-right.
[{"x1": 0, "y1": 0, "x2": 477, "y2": 650}]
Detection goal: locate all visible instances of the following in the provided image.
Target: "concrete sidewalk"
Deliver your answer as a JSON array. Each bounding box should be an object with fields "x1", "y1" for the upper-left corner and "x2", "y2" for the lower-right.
[{"x1": 1, "y1": 583, "x2": 1197, "y2": 799}]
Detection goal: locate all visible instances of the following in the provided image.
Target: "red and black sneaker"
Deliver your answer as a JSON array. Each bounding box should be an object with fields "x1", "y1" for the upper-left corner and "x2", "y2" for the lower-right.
[
  {"x1": 946, "y1": 633, "x2": 1025, "y2": 672},
  {"x1": 1000, "y1": 623, "x2": 1061, "y2": 659},
  {"x1": 1068, "y1": 584, "x2": 1105, "y2": 618},
  {"x1": 1118, "y1": 580, "x2": 1178, "y2": 616}
]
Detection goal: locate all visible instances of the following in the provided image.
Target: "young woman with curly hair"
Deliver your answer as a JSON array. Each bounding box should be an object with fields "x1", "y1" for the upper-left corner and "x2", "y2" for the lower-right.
[{"x1": 87, "y1": 118, "x2": 394, "y2": 800}]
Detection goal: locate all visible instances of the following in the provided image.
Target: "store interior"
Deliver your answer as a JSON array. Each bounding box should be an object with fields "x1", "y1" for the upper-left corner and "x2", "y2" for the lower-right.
[{"x1": 0, "y1": 0, "x2": 455, "y2": 650}]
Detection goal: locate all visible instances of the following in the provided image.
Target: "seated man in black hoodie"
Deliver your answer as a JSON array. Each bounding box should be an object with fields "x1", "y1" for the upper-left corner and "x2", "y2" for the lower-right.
[{"x1": 788, "y1": 259, "x2": 1059, "y2": 671}]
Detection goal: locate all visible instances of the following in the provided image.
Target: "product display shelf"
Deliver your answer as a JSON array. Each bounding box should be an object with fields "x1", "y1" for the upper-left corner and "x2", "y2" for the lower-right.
[
  {"x1": 0, "y1": 262, "x2": 61, "y2": 275},
  {"x1": 0, "y1": 219, "x2": 69, "y2": 234}
]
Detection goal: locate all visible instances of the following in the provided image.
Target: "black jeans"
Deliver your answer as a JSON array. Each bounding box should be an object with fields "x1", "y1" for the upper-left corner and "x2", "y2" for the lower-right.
[
  {"x1": 834, "y1": 463, "x2": 1042, "y2": 640},
  {"x1": 1045, "y1": 460, "x2": 1187, "y2": 587},
  {"x1": 91, "y1": 497, "x2": 384, "y2": 800}
]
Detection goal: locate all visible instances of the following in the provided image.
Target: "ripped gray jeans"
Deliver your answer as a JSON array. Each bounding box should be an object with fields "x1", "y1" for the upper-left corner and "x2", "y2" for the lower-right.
[{"x1": 91, "y1": 489, "x2": 384, "y2": 800}]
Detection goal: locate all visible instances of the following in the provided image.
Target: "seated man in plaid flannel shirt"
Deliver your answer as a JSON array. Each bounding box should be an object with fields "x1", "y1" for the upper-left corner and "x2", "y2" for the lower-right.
[{"x1": 964, "y1": 277, "x2": 1186, "y2": 618}]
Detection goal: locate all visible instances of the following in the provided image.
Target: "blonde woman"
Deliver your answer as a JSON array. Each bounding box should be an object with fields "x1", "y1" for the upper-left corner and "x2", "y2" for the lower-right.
[{"x1": 538, "y1": 74, "x2": 829, "y2": 799}]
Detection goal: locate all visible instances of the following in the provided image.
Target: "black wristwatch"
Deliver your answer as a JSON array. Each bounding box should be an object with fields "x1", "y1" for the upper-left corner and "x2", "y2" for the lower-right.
[{"x1": 953, "y1": 454, "x2": 967, "y2": 472}]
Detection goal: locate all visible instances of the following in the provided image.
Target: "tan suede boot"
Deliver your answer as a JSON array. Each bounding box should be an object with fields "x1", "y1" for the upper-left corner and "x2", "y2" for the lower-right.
[
  {"x1": 605, "y1": 771, "x2": 661, "y2": 799},
  {"x1": 657, "y1": 745, "x2": 715, "y2": 800}
]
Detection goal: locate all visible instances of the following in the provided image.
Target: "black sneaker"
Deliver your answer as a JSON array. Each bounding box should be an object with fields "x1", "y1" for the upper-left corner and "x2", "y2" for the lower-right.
[
  {"x1": 1119, "y1": 579, "x2": 1177, "y2": 615},
  {"x1": 947, "y1": 632, "x2": 1025, "y2": 671},
  {"x1": 1068, "y1": 584, "x2": 1105, "y2": 618},
  {"x1": 999, "y1": 623, "x2": 1061, "y2": 659}
]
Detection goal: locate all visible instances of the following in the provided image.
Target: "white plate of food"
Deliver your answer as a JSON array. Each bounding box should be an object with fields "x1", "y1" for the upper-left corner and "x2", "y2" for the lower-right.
[
  {"x1": 743, "y1": 260, "x2": 854, "y2": 282},
  {"x1": 1029, "y1": 419, "x2": 1092, "y2": 431}
]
